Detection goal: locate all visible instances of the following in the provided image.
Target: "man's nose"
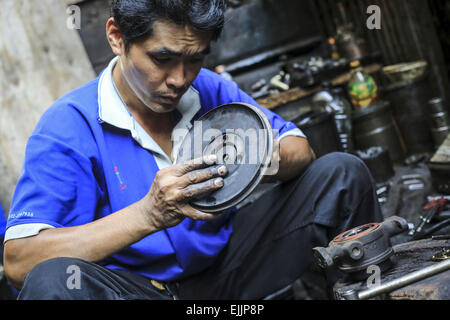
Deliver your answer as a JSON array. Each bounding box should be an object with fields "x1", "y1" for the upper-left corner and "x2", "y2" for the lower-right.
[{"x1": 166, "y1": 63, "x2": 186, "y2": 90}]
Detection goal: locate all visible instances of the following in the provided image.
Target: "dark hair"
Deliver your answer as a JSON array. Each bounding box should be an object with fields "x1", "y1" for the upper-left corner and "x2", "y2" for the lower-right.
[{"x1": 111, "y1": 0, "x2": 226, "y2": 52}]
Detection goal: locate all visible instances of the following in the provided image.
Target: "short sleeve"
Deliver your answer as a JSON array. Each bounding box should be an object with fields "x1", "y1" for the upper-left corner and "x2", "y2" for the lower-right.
[
  {"x1": 193, "y1": 68, "x2": 306, "y2": 140},
  {"x1": 6, "y1": 107, "x2": 102, "y2": 240}
]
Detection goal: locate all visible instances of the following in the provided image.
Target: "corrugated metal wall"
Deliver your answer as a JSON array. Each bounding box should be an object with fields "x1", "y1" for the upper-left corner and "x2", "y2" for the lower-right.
[
  {"x1": 312, "y1": 0, "x2": 449, "y2": 107},
  {"x1": 314, "y1": 0, "x2": 419, "y2": 65}
]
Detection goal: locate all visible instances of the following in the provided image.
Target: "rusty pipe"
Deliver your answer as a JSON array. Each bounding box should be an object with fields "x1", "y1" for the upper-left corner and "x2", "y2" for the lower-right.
[{"x1": 339, "y1": 258, "x2": 450, "y2": 300}]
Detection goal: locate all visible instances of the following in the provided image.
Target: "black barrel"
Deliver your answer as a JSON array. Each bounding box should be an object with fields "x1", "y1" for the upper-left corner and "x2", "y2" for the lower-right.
[
  {"x1": 427, "y1": 97, "x2": 450, "y2": 148},
  {"x1": 356, "y1": 147, "x2": 394, "y2": 183},
  {"x1": 381, "y1": 74, "x2": 435, "y2": 155},
  {"x1": 294, "y1": 110, "x2": 340, "y2": 158},
  {"x1": 352, "y1": 100, "x2": 406, "y2": 163}
]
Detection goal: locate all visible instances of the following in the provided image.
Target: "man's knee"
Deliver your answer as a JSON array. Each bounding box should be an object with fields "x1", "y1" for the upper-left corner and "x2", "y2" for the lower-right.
[
  {"x1": 18, "y1": 257, "x2": 85, "y2": 299},
  {"x1": 316, "y1": 152, "x2": 366, "y2": 170},
  {"x1": 312, "y1": 152, "x2": 374, "y2": 185}
]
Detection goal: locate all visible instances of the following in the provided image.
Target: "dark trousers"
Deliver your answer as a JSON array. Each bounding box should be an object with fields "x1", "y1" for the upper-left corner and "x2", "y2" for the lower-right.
[{"x1": 17, "y1": 152, "x2": 383, "y2": 300}]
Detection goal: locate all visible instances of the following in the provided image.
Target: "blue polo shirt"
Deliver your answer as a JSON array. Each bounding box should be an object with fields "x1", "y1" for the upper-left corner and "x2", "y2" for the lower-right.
[
  {"x1": 0, "y1": 205, "x2": 5, "y2": 242},
  {"x1": 5, "y1": 57, "x2": 305, "y2": 281}
]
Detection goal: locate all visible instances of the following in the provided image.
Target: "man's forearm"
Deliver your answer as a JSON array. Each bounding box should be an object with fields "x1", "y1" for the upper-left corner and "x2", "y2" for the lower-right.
[
  {"x1": 3, "y1": 199, "x2": 155, "y2": 288},
  {"x1": 270, "y1": 136, "x2": 316, "y2": 182}
]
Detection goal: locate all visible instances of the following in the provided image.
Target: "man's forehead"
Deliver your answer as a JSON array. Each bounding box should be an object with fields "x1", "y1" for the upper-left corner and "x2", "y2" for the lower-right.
[{"x1": 145, "y1": 19, "x2": 213, "y2": 54}]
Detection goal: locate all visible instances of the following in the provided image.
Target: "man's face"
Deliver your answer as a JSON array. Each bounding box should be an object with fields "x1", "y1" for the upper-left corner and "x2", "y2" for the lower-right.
[{"x1": 119, "y1": 20, "x2": 213, "y2": 113}]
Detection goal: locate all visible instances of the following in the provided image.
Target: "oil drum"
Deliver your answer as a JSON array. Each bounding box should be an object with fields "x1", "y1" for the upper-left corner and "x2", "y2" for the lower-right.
[
  {"x1": 381, "y1": 74, "x2": 435, "y2": 155},
  {"x1": 293, "y1": 110, "x2": 340, "y2": 158},
  {"x1": 427, "y1": 97, "x2": 450, "y2": 148},
  {"x1": 352, "y1": 100, "x2": 406, "y2": 163}
]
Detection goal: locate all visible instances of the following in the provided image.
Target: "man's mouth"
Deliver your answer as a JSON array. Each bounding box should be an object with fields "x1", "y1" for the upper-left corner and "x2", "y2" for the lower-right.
[
  {"x1": 158, "y1": 95, "x2": 180, "y2": 104},
  {"x1": 156, "y1": 91, "x2": 184, "y2": 104}
]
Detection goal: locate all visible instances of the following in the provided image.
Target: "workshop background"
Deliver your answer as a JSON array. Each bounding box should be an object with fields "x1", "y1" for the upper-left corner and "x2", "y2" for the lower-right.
[{"x1": 1, "y1": 0, "x2": 450, "y2": 300}]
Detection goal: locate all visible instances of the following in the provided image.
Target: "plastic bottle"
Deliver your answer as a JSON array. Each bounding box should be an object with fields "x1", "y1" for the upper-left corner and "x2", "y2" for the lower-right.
[
  {"x1": 347, "y1": 60, "x2": 378, "y2": 108},
  {"x1": 330, "y1": 87, "x2": 354, "y2": 152},
  {"x1": 313, "y1": 83, "x2": 354, "y2": 152}
]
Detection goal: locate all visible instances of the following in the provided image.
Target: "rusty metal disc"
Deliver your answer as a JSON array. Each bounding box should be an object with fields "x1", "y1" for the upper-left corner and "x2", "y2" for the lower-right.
[
  {"x1": 332, "y1": 223, "x2": 380, "y2": 242},
  {"x1": 175, "y1": 102, "x2": 273, "y2": 213}
]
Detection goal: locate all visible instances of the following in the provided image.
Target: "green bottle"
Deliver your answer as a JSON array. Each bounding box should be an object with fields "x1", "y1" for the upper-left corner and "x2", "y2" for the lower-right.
[{"x1": 348, "y1": 60, "x2": 378, "y2": 108}]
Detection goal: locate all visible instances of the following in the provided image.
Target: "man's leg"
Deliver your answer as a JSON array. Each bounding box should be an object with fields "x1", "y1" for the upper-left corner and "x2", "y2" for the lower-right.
[
  {"x1": 174, "y1": 152, "x2": 384, "y2": 299},
  {"x1": 17, "y1": 257, "x2": 172, "y2": 300}
]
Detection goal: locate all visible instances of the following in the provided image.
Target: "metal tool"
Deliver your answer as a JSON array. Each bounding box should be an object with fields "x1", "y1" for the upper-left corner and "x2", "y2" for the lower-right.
[
  {"x1": 431, "y1": 248, "x2": 450, "y2": 261},
  {"x1": 409, "y1": 198, "x2": 448, "y2": 238},
  {"x1": 416, "y1": 218, "x2": 450, "y2": 240},
  {"x1": 175, "y1": 103, "x2": 273, "y2": 213},
  {"x1": 428, "y1": 195, "x2": 450, "y2": 202},
  {"x1": 432, "y1": 234, "x2": 450, "y2": 240},
  {"x1": 336, "y1": 258, "x2": 450, "y2": 300},
  {"x1": 313, "y1": 216, "x2": 409, "y2": 280}
]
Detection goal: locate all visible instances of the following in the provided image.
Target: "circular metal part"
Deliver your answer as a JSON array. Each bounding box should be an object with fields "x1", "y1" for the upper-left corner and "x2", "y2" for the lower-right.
[
  {"x1": 175, "y1": 103, "x2": 273, "y2": 213},
  {"x1": 333, "y1": 223, "x2": 380, "y2": 242},
  {"x1": 313, "y1": 216, "x2": 409, "y2": 281}
]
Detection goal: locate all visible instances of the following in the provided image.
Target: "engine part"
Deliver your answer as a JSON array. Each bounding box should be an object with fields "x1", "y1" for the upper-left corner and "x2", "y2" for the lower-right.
[
  {"x1": 312, "y1": 216, "x2": 409, "y2": 280},
  {"x1": 336, "y1": 258, "x2": 450, "y2": 300},
  {"x1": 175, "y1": 103, "x2": 273, "y2": 213}
]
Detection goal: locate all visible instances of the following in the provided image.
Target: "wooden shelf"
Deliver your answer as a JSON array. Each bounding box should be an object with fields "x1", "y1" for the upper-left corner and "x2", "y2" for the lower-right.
[{"x1": 256, "y1": 64, "x2": 382, "y2": 110}]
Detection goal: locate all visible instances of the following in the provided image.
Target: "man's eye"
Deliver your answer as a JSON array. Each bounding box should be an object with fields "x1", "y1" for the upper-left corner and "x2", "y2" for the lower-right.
[
  {"x1": 152, "y1": 56, "x2": 171, "y2": 64},
  {"x1": 189, "y1": 57, "x2": 204, "y2": 64}
]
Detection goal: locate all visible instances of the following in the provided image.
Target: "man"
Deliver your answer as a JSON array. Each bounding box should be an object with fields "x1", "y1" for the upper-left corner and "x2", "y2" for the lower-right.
[{"x1": 3, "y1": 0, "x2": 382, "y2": 300}]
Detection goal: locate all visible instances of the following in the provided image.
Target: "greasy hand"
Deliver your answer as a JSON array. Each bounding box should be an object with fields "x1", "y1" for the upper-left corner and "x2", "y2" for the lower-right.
[{"x1": 141, "y1": 155, "x2": 227, "y2": 230}]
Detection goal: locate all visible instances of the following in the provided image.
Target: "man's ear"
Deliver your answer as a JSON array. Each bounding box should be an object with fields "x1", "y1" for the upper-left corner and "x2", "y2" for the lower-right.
[{"x1": 106, "y1": 17, "x2": 125, "y2": 56}]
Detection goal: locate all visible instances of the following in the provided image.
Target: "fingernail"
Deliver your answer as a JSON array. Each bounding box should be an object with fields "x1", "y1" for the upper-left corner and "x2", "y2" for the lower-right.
[
  {"x1": 214, "y1": 178, "x2": 224, "y2": 187},
  {"x1": 218, "y1": 165, "x2": 227, "y2": 176}
]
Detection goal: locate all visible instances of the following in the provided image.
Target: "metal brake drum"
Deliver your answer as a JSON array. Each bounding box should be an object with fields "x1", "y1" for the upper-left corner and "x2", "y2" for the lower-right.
[{"x1": 175, "y1": 102, "x2": 273, "y2": 213}]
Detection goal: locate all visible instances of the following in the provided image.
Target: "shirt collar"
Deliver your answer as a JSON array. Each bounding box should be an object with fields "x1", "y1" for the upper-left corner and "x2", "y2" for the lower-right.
[{"x1": 97, "y1": 56, "x2": 201, "y2": 163}]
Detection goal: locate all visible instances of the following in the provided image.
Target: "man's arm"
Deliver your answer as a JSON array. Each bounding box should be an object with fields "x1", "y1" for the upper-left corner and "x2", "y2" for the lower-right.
[
  {"x1": 265, "y1": 136, "x2": 316, "y2": 182},
  {"x1": 4, "y1": 200, "x2": 154, "y2": 289},
  {"x1": 4, "y1": 155, "x2": 225, "y2": 289}
]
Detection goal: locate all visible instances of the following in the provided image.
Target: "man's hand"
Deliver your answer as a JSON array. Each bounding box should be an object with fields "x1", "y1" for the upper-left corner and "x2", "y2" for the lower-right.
[{"x1": 140, "y1": 155, "x2": 228, "y2": 230}]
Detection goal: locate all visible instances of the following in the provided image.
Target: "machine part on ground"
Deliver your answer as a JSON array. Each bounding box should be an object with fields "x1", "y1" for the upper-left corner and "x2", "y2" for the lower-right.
[
  {"x1": 175, "y1": 103, "x2": 273, "y2": 213},
  {"x1": 381, "y1": 72, "x2": 435, "y2": 155},
  {"x1": 427, "y1": 97, "x2": 449, "y2": 148},
  {"x1": 293, "y1": 110, "x2": 340, "y2": 158},
  {"x1": 312, "y1": 216, "x2": 409, "y2": 280},
  {"x1": 336, "y1": 258, "x2": 450, "y2": 300},
  {"x1": 356, "y1": 146, "x2": 394, "y2": 183},
  {"x1": 352, "y1": 100, "x2": 406, "y2": 163}
]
